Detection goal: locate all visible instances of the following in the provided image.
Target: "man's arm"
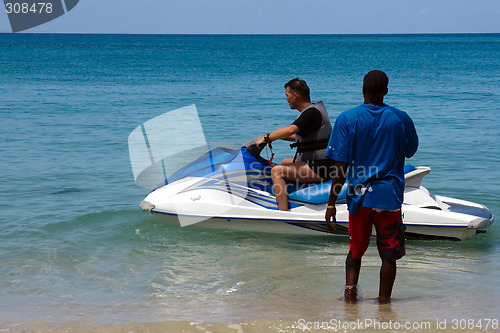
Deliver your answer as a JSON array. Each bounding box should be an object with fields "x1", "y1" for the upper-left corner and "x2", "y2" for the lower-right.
[
  {"x1": 256, "y1": 125, "x2": 300, "y2": 147},
  {"x1": 325, "y1": 161, "x2": 349, "y2": 233},
  {"x1": 405, "y1": 117, "x2": 418, "y2": 158}
]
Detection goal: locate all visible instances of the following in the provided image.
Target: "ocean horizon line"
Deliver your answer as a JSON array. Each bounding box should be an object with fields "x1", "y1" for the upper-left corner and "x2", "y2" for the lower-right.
[{"x1": 1, "y1": 31, "x2": 499, "y2": 37}]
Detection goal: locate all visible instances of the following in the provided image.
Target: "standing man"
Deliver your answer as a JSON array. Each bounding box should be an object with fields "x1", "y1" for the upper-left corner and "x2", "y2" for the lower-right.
[
  {"x1": 256, "y1": 78, "x2": 334, "y2": 211},
  {"x1": 324, "y1": 70, "x2": 418, "y2": 304}
]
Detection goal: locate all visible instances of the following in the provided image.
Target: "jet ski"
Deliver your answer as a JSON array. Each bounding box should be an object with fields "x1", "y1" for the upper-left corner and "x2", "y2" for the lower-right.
[
  {"x1": 129, "y1": 105, "x2": 493, "y2": 240},
  {"x1": 137, "y1": 138, "x2": 493, "y2": 241}
]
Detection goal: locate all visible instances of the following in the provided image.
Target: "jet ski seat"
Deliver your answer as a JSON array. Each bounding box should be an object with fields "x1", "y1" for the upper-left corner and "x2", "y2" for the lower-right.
[
  {"x1": 287, "y1": 180, "x2": 343, "y2": 204},
  {"x1": 279, "y1": 164, "x2": 417, "y2": 205}
]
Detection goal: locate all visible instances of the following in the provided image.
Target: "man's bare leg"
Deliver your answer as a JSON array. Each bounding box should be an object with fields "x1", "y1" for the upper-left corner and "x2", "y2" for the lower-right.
[
  {"x1": 271, "y1": 172, "x2": 289, "y2": 210},
  {"x1": 280, "y1": 157, "x2": 295, "y2": 165},
  {"x1": 378, "y1": 259, "x2": 396, "y2": 304},
  {"x1": 270, "y1": 162, "x2": 323, "y2": 211},
  {"x1": 345, "y1": 251, "x2": 361, "y2": 303}
]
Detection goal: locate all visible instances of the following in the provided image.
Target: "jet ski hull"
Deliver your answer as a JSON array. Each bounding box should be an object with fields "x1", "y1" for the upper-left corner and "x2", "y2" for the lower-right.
[
  {"x1": 138, "y1": 145, "x2": 493, "y2": 241},
  {"x1": 140, "y1": 178, "x2": 493, "y2": 241}
]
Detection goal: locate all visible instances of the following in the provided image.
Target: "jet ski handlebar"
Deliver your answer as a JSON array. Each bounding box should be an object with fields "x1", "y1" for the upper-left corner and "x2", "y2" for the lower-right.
[{"x1": 242, "y1": 137, "x2": 266, "y2": 158}]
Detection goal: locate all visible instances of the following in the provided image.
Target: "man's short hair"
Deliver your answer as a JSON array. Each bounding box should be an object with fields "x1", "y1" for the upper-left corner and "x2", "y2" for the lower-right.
[
  {"x1": 363, "y1": 70, "x2": 389, "y2": 95},
  {"x1": 284, "y1": 78, "x2": 311, "y2": 101}
]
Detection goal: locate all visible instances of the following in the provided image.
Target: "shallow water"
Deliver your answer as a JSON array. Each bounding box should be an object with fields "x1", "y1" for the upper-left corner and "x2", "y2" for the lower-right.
[{"x1": 0, "y1": 33, "x2": 499, "y2": 331}]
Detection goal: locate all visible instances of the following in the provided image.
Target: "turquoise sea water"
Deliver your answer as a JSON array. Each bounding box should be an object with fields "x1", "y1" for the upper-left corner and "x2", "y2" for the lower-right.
[{"x1": 1, "y1": 34, "x2": 499, "y2": 330}]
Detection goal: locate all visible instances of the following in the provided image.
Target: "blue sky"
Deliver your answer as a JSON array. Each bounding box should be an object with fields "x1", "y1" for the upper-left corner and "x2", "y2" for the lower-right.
[{"x1": 1, "y1": 0, "x2": 499, "y2": 34}]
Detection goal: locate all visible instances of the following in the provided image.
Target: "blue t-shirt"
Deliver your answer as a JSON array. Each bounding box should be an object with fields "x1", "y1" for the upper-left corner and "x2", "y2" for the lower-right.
[{"x1": 325, "y1": 104, "x2": 418, "y2": 214}]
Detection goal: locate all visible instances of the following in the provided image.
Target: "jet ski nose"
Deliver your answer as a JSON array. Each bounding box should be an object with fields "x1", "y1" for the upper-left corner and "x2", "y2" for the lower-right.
[
  {"x1": 140, "y1": 200, "x2": 155, "y2": 212},
  {"x1": 468, "y1": 215, "x2": 494, "y2": 229}
]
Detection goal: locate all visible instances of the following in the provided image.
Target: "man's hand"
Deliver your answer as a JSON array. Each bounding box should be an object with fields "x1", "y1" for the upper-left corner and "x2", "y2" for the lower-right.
[
  {"x1": 256, "y1": 136, "x2": 267, "y2": 148},
  {"x1": 324, "y1": 161, "x2": 348, "y2": 234},
  {"x1": 325, "y1": 206, "x2": 337, "y2": 233}
]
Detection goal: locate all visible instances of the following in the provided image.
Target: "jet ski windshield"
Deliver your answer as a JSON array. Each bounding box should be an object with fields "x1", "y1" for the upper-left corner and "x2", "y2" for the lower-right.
[{"x1": 128, "y1": 105, "x2": 238, "y2": 189}]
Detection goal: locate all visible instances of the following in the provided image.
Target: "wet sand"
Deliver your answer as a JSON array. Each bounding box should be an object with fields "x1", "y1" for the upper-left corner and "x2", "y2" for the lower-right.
[{"x1": 3, "y1": 318, "x2": 500, "y2": 333}]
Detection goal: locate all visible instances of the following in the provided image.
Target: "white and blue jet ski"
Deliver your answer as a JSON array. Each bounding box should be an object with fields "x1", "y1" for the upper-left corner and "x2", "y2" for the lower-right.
[{"x1": 130, "y1": 105, "x2": 494, "y2": 240}]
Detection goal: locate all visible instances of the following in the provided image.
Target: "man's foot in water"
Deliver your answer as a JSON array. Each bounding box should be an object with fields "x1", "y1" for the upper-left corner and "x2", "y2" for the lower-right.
[
  {"x1": 377, "y1": 296, "x2": 391, "y2": 304},
  {"x1": 344, "y1": 285, "x2": 358, "y2": 303}
]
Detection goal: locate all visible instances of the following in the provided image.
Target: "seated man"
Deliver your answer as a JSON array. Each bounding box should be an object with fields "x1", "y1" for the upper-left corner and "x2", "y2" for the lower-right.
[{"x1": 256, "y1": 78, "x2": 334, "y2": 210}]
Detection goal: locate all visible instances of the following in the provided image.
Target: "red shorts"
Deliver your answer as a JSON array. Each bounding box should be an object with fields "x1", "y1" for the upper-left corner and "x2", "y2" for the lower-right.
[{"x1": 348, "y1": 206, "x2": 406, "y2": 260}]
